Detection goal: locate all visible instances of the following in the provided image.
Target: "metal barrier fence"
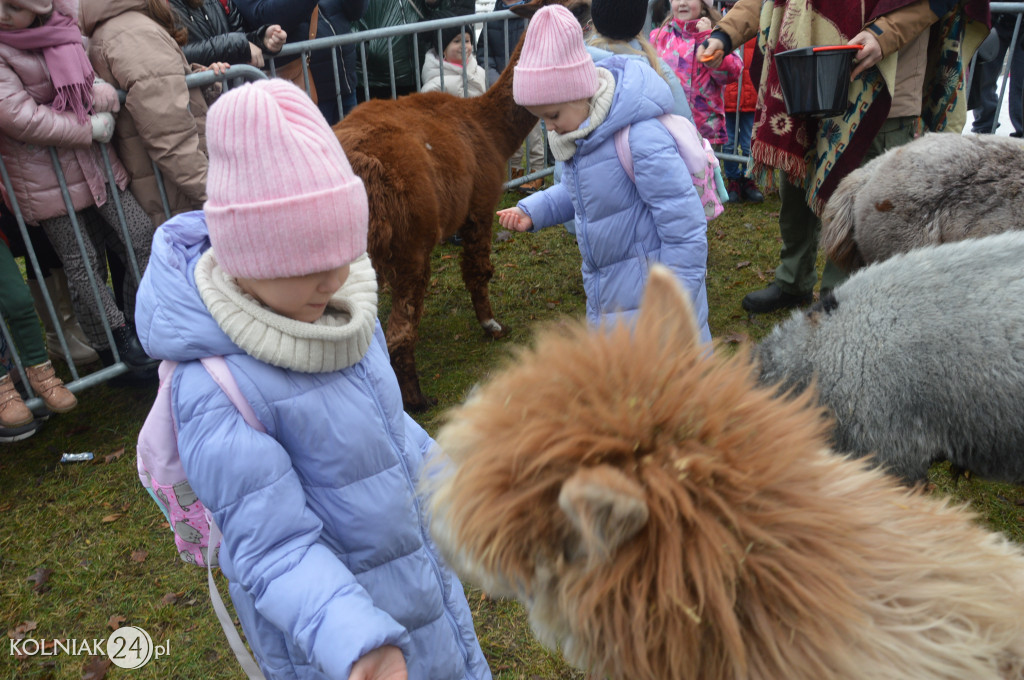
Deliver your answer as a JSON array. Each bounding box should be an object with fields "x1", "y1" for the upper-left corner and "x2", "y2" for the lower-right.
[{"x1": 2, "y1": 6, "x2": 1021, "y2": 414}]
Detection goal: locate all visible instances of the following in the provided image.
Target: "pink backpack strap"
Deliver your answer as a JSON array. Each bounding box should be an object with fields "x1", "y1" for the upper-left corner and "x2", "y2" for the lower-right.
[
  {"x1": 613, "y1": 123, "x2": 636, "y2": 182},
  {"x1": 198, "y1": 356, "x2": 266, "y2": 434},
  {"x1": 614, "y1": 115, "x2": 707, "y2": 181},
  {"x1": 653, "y1": 113, "x2": 711, "y2": 176}
]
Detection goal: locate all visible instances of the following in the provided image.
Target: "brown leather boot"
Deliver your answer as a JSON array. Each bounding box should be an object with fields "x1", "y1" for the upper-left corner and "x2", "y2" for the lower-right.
[
  {"x1": 26, "y1": 361, "x2": 77, "y2": 414},
  {"x1": 507, "y1": 167, "x2": 525, "y2": 187},
  {"x1": 0, "y1": 373, "x2": 33, "y2": 428}
]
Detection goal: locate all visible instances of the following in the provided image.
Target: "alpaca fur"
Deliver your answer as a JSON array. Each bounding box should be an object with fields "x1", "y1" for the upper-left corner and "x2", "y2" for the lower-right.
[
  {"x1": 758, "y1": 231, "x2": 1024, "y2": 485},
  {"x1": 426, "y1": 266, "x2": 1024, "y2": 680},
  {"x1": 332, "y1": 0, "x2": 585, "y2": 411},
  {"x1": 821, "y1": 133, "x2": 1024, "y2": 272}
]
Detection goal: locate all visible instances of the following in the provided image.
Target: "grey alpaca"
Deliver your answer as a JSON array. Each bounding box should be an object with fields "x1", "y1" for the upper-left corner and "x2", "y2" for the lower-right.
[
  {"x1": 757, "y1": 231, "x2": 1024, "y2": 484},
  {"x1": 821, "y1": 133, "x2": 1024, "y2": 272}
]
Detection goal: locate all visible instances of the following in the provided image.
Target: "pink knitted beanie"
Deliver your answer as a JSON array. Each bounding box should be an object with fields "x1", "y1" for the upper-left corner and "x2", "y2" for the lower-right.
[
  {"x1": 513, "y1": 5, "x2": 598, "y2": 107},
  {"x1": 18, "y1": 0, "x2": 54, "y2": 14},
  {"x1": 204, "y1": 79, "x2": 368, "y2": 280}
]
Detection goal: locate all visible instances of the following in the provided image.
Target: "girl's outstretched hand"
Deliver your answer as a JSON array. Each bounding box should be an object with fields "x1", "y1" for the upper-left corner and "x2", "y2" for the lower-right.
[
  {"x1": 349, "y1": 645, "x2": 407, "y2": 680},
  {"x1": 496, "y1": 207, "x2": 533, "y2": 232}
]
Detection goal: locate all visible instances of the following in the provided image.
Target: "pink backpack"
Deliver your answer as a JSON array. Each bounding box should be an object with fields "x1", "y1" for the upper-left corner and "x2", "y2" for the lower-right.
[
  {"x1": 137, "y1": 357, "x2": 265, "y2": 568},
  {"x1": 613, "y1": 113, "x2": 728, "y2": 221},
  {"x1": 137, "y1": 357, "x2": 268, "y2": 679}
]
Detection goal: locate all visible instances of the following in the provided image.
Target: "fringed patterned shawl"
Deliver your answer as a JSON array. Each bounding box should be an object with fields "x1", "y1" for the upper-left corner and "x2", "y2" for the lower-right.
[{"x1": 749, "y1": 0, "x2": 988, "y2": 214}]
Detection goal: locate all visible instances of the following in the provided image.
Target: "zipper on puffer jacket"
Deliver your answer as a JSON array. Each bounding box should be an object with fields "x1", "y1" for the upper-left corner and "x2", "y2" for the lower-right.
[
  {"x1": 317, "y1": 13, "x2": 353, "y2": 97},
  {"x1": 571, "y1": 155, "x2": 600, "y2": 309},
  {"x1": 354, "y1": 362, "x2": 477, "y2": 678}
]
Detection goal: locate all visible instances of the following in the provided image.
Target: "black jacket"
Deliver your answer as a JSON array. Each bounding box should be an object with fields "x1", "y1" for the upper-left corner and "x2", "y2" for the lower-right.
[
  {"x1": 233, "y1": 0, "x2": 368, "y2": 120},
  {"x1": 483, "y1": 0, "x2": 525, "y2": 85},
  {"x1": 170, "y1": 0, "x2": 270, "y2": 66}
]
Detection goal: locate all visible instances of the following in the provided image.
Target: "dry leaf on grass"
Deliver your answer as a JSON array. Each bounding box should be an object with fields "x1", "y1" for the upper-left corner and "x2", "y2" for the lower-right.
[
  {"x1": 8, "y1": 620, "x2": 38, "y2": 639},
  {"x1": 103, "y1": 448, "x2": 125, "y2": 464},
  {"x1": 82, "y1": 656, "x2": 111, "y2": 680},
  {"x1": 720, "y1": 332, "x2": 750, "y2": 345},
  {"x1": 130, "y1": 550, "x2": 148, "y2": 563},
  {"x1": 101, "y1": 514, "x2": 123, "y2": 523},
  {"x1": 107, "y1": 614, "x2": 126, "y2": 631},
  {"x1": 27, "y1": 567, "x2": 52, "y2": 594}
]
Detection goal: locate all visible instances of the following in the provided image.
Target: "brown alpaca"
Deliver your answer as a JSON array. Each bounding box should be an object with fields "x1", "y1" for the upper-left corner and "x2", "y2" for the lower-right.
[
  {"x1": 333, "y1": 0, "x2": 582, "y2": 411},
  {"x1": 426, "y1": 266, "x2": 1024, "y2": 680}
]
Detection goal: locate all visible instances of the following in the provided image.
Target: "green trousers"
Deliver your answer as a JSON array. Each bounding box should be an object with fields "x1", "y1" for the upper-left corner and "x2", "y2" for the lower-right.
[
  {"x1": 0, "y1": 238, "x2": 47, "y2": 376},
  {"x1": 774, "y1": 116, "x2": 918, "y2": 295}
]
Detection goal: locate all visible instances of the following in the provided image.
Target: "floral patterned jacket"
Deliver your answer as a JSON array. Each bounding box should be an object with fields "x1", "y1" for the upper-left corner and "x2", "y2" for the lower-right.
[{"x1": 650, "y1": 18, "x2": 741, "y2": 143}]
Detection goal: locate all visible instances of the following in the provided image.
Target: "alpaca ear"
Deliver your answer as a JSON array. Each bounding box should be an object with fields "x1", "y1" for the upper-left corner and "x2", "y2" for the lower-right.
[
  {"x1": 636, "y1": 265, "x2": 701, "y2": 350},
  {"x1": 558, "y1": 465, "x2": 649, "y2": 560}
]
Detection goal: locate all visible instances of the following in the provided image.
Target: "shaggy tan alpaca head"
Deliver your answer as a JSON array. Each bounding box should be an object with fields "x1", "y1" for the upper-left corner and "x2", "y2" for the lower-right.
[{"x1": 427, "y1": 267, "x2": 849, "y2": 679}]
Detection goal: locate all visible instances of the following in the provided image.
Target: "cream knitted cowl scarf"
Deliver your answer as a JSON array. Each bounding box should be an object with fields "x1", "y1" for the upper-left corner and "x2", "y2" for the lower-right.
[{"x1": 195, "y1": 250, "x2": 378, "y2": 373}]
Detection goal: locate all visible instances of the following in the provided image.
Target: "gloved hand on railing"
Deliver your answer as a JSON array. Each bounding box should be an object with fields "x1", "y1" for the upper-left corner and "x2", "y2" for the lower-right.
[
  {"x1": 90, "y1": 112, "x2": 115, "y2": 143},
  {"x1": 92, "y1": 77, "x2": 120, "y2": 113}
]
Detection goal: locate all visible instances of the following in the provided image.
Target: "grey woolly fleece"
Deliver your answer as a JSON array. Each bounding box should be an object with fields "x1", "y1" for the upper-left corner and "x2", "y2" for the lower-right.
[
  {"x1": 757, "y1": 231, "x2": 1024, "y2": 485},
  {"x1": 821, "y1": 133, "x2": 1024, "y2": 272}
]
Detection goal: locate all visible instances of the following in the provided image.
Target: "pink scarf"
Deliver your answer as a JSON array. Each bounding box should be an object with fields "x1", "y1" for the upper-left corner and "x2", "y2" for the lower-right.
[{"x1": 0, "y1": 11, "x2": 94, "y2": 123}]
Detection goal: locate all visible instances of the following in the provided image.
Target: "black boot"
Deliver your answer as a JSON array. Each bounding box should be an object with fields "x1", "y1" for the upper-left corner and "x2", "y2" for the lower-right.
[
  {"x1": 112, "y1": 324, "x2": 158, "y2": 371},
  {"x1": 740, "y1": 178, "x2": 764, "y2": 203},
  {"x1": 741, "y1": 282, "x2": 812, "y2": 314},
  {"x1": 97, "y1": 346, "x2": 158, "y2": 387}
]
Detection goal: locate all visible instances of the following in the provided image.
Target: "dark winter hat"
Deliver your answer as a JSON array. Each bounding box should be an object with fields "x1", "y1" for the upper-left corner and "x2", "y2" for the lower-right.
[
  {"x1": 424, "y1": 16, "x2": 476, "y2": 55},
  {"x1": 591, "y1": 0, "x2": 648, "y2": 40}
]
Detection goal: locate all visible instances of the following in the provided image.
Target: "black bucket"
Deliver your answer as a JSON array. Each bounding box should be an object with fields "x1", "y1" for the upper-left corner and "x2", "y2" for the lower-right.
[{"x1": 774, "y1": 45, "x2": 861, "y2": 118}]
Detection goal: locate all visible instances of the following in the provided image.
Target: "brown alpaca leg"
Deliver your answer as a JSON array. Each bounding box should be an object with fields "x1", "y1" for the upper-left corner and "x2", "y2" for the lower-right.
[
  {"x1": 458, "y1": 214, "x2": 506, "y2": 339},
  {"x1": 383, "y1": 259, "x2": 435, "y2": 412}
]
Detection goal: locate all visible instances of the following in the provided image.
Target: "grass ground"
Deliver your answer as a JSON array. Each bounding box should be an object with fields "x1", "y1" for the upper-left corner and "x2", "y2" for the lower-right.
[{"x1": 2, "y1": 190, "x2": 1022, "y2": 680}]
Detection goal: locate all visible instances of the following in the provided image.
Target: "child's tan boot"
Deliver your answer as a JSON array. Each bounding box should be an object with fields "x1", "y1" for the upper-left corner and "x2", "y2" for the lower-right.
[
  {"x1": 0, "y1": 373, "x2": 33, "y2": 428},
  {"x1": 26, "y1": 361, "x2": 77, "y2": 414}
]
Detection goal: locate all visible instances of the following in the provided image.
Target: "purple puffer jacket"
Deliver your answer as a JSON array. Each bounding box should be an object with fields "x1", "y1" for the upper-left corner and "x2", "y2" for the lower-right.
[
  {"x1": 518, "y1": 56, "x2": 712, "y2": 344},
  {"x1": 0, "y1": 26, "x2": 128, "y2": 224},
  {"x1": 135, "y1": 213, "x2": 491, "y2": 680}
]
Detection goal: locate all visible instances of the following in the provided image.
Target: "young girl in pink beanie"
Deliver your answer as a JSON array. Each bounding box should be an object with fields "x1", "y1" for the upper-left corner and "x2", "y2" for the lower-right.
[
  {"x1": 133, "y1": 78, "x2": 491, "y2": 680},
  {"x1": 497, "y1": 3, "x2": 712, "y2": 342}
]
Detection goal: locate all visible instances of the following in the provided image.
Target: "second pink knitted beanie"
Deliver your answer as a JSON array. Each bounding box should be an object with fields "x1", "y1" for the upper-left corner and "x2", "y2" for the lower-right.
[
  {"x1": 204, "y1": 79, "x2": 368, "y2": 280},
  {"x1": 513, "y1": 5, "x2": 598, "y2": 107}
]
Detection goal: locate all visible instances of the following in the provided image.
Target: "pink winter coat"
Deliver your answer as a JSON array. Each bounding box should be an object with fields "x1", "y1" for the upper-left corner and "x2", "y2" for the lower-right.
[
  {"x1": 650, "y1": 18, "x2": 741, "y2": 143},
  {"x1": 0, "y1": 18, "x2": 129, "y2": 225}
]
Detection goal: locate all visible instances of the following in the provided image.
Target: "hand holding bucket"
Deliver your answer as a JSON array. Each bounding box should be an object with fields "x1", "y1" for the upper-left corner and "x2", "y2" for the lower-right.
[{"x1": 847, "y1": 30, "x2": 883, "y2": 78}]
